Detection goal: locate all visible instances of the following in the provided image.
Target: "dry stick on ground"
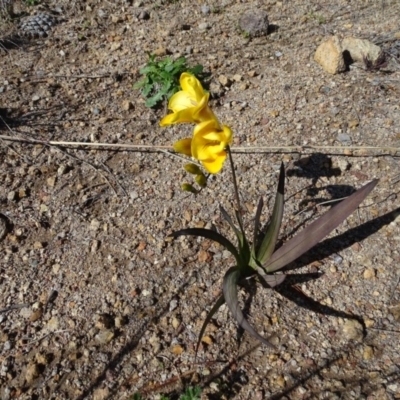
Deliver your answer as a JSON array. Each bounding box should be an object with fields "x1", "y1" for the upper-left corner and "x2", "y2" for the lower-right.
[
  {"x1": 0, "y1": 135, "x2": 400, "y2": 156},
  {"x1": 0, "y1": 303, "x2": 31, "y2": 314}
]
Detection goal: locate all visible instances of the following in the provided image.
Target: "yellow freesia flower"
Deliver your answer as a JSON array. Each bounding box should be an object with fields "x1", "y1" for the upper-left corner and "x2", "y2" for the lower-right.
[
  {"x1": 192, "y1": 120, "x2": 232, "y2": 174},
  {"x1": 160, "y1": 73, "x2": 218, "y2": 126},
  {"x1": 173, "y1": 120, "x2": 232, "y2": 174}
]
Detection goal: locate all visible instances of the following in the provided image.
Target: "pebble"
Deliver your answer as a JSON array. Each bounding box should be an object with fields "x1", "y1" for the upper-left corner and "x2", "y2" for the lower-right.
[
  {"x1": 138, "y1": 10, "x2": 150, "y2": 20},
  {"x1": 169, "y1": 298, "x2": 178, "y2": 312},
  {"x1": 46, "y1": 317, "x2": 59, "y2": 331},
  {"x1": 239, "y1": 10, "x2": 269, "y2": 37},
  {"x1": 95, "y1": 329, "x2": 115, "y2": 344},
  {"x1": 363, "y1": 268, "x2": 375, "y2": 280},
  {"x1": 198, "y1": 22, "x2": 210, "y2": 30},
  {"x1": 201, "y1": 5, "x2": 210, "y2": 15},
  {"x1": 337, "y1": 133, "x2": 351, "y2": 143},
  {"x1": 314, "y1": 36, "x2": 346, "y2": 74},
  {"x1": 7, "y1": 191, "x2": 16, "y2": 201},
  {"x1": 363, "y1": 345, "x2": 374, "y2": 360},
  {"x1": 342, "y1": 319, "x2": 364, "y2": 341},
  {"x1": 122, "y1": 100, "x2": 133, "y2": 111},
  {"x1": 25, "y1": 363, "x2": 40, "y2": 383}
]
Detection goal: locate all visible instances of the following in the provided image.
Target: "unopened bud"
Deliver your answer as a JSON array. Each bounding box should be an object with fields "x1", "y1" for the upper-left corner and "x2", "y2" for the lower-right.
[
  {"x1": 184, "y1": 163, "x2": 202, "y2": 175},
  {"x1": 181, "y1": 183, "x2": 198, "y2": 194},
  {"x1": 195, "y1": 173, "x2": 207, "y2": 188}
]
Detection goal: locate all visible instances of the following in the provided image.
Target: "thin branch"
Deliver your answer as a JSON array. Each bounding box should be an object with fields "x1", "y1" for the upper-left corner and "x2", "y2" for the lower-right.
[
  {"x1": 1, "y1": 134, "x2": 399, "y2": 155},
  {"x1": 0, "y1": 303, "x2": 31, "y2": 314}
]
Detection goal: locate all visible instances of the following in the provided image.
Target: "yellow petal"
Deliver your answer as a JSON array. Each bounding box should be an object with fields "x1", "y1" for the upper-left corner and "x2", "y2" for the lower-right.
[
  {"x1": 202, "y1": 154, "x2": 226, "y2": 174},
  {"x1": 180, "y1": 72, "x2": 205, "y2": 101},
  {"x1": 168, "y1": 90, "x2": 197, "y2": 112},
  {"x1": 173, "y1": 138, "x2": 192, "y2": 156}
]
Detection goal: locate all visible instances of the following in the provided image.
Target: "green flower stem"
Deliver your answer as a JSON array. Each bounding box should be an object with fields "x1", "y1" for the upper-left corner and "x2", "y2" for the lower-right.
[{"x1": 227, "y1": 145, "x2": 241, "y2": 213}]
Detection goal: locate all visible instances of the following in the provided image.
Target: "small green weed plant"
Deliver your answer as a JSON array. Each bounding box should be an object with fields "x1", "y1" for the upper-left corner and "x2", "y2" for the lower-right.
[{"x1": 134, "y1": 54, "x2": 204, "y2": 108}]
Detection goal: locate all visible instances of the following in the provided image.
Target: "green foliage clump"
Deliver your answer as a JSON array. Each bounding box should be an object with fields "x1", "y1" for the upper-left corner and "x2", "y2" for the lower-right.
[{"x1": 134, "y1": 54, "x2": 204, "y2": 108}]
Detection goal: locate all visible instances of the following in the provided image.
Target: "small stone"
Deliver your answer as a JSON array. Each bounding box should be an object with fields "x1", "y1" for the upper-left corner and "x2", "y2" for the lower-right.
[
  {"x1": 90, "y1": 219, "x2": 101, "y2": 231},
  {"x1": 26, "y1": 363, "x2": 40, "y2": 383},
  {"x1": 171, "y1": 317, "x2": 180, "y2": 329},
  {"x1": 169, "y1": 299, "x2": 178, "y2": 312},
  {"x1": 201, "y1": 5, "x2": 210, "y2": 15},
  {"x1": 348, "y1": 119, "x2": 359, "y2": 129},
  {"x1": 201, "y1": 336, "x2": 213, "y2": 345},
  {"x1": 270, "y1": 110, "x2": 279, "y2": 118},
  {"x1": 57, "y1": 164, "x2": 68, "y2": 176},
  {"x1": 93, "y1": 388, "x2": 110, "y2": 400},
  {"x1": 171, "y1": 344, "x2": 184, "y2": 355},
  {"x1": 342, "y1": 37, "x2": 383, "y2": 64},
  {"x1": 95, "y1": 329, "x2": 114, "y2": 344},
  {"x1": 232, "y1": 74, "x2": 242, "y2": 82},
  {"x1": 33, "y1": 241, "x2": 43, "y2": 249},
  {"x1": 153, "y1": 47, "x2": 167, "y2": 56},
  {"x1": 47, "y1": 176, "x2": 56, "y2": 187},
  {"x1": 115, "y1": 316, "x2": 127, "y2": 328},
  {"x1": 363, "y1": 345, "x2": 374, "y2": 360},
  {"x1": 7, "y1": 191, "x2": 16, "y2": 201},
  {"x1": 239, "y1": 10, "x2": 269, "y2": 37},
  {"x1": 314, "y1": 36, "x2": 346, "y2": 74},
  {"x1": 32, "y1": 95, "x2": 40, "y2": 102},
  {"x1": 363, "y1": 268, "x2": 375, "y2": 280},
  {"x1": 337, "y1": 133, "x2": 351, "y2": 143},
  {"x1": 276, "y1": 375, "x2": 286, "y2": 388},
  {"x1": 91, "y1": 240, "x2": 100, "y2": 253},
  {"x1": 342, "y1": 319, "x2": 363, "y2": 341},
  {"x1": 138, "y1": 10, "x2": 150, "y2": 20},
  {"x1": 30, "y1": 309, "x2": 43, "y2": 322},
  {"x1": 389, "y1": 305, "x2": 400, "y2": 322},
  {"x1": 218, "y1": 74, "x2": 230, "y2": 86},
  {"x1": 111, "y1": 14, "x2": 121, "y2": 23},
  {"x1": 122, "y1": 100, "x2": 133, "y2": 111},
  {"x1": 198, "y1": 22, "x2": 210, "y2": 30},
  {"x1": 46, "y1": 317, "x2": 59, "y2": 331},
  {"x1": 110, "y1": 42, "x2": 122, "y2": 51}
]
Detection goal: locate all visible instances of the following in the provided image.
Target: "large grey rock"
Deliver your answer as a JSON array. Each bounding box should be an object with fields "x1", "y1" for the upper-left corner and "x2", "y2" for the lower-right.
[{"x1": 239, "y1": 10, "x2": 269, "y2": 37}]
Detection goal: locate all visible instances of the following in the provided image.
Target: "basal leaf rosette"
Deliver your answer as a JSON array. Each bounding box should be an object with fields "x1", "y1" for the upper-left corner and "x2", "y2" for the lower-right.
[
  {"x1": 160, "y1": 72, "x2": 218, "y2": 126},
  {"x1": 174, "y1": 120, "x2": 233, "y2": 174}
]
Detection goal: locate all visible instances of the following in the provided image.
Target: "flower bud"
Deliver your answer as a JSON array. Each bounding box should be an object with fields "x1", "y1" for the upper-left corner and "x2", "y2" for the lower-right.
[
  {"x1": 195, "y1": 173, "x2": 207, "y2": 188},
  {"x1": 184, "y1": 163, "x2": 202, "y2": 175},
  {"x1": 181, "y1": 183, "x2": 198, "y2": 194}
]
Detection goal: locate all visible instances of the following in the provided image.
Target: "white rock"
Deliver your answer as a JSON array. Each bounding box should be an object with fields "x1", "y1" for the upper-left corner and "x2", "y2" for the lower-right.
[{"x1": 342, "y1": 37, "x2": 382, "y2": 64}]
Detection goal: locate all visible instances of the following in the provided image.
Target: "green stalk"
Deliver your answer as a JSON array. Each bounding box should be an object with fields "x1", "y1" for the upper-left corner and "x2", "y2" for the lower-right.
[{"x1": 227, "y1": 145, "x2": 241, "y2": 213}]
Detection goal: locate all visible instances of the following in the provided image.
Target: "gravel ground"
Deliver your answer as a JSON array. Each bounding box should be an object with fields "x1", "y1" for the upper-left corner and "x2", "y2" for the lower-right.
[{"x1": 1, "y1": 1, "x2": 400, "y2": 399}]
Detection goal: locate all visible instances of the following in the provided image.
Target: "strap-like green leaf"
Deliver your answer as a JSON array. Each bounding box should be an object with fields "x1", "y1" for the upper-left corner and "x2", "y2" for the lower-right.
[
  {"x1": 263, "y1": 179, "x2": 378, "y2": 273},
  {"x1": 257, "y1": 272, "x2": 287, "y2": 288},
  {"x1": 220, "y1": 206, "x2": 241, "y2": 241},
  {"x1": 223, "y1": 267, "x2": 276, "y2": 349},
  {"x1": 170, "y1": 228, "x2": 241, "y2": 265},
  {"x1": 195, "y1": 294, "x2": 225, "y2": 356},
  {"x1": 252, "y1": 197, "x2": 264, "y2": 253},
  {"x1": 257, "y1": 162, "x2": 285, "y2": 264}
]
